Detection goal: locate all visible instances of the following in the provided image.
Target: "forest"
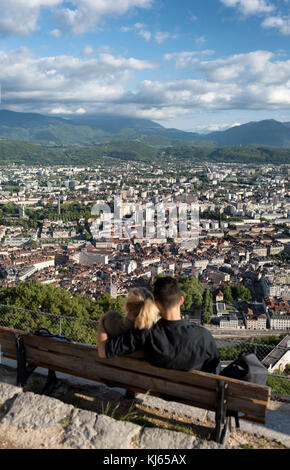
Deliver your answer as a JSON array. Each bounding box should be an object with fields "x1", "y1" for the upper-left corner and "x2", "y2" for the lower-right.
[
  {"x1": 0, "y1": 138, "x2": 289, "y2": 166},
  {"x1": 0, "y1": 281, "x2": 126, "y2": 344}
]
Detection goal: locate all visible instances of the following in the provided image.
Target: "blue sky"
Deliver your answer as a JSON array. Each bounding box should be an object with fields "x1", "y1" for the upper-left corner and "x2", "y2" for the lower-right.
[{"x1": 0, "y1": 0, "x2": 290, "y2": 132}]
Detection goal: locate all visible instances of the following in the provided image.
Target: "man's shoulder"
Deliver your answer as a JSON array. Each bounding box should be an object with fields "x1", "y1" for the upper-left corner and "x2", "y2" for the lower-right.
[{"x1": 181, "y1": 322, "x2": 216, "y2": 341}]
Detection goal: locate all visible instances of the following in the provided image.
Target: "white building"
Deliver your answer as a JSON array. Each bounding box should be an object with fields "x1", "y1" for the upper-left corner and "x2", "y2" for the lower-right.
[
  {"x1": 219, "y1": 314, "x2": 239, "y2": 329},
  {"x1": 71, "y1": 249, "x2": 109, "y2": 266},
  {"x1": 33, "y1": 257, "x2": 55, "y2": 270},
  {"x1": 270, "y1": 315, "x2": 290, "y2": 330},
  {"x1": 262, "y1": 336, "x2": 290, "y2": 372},
  {"x1": 140, "y1": 257, "x2": 160, "y2": 268},
  {"x1": 125, "y1": 260, "x2": 138, "y2": 274},
  {"x1": 193, "y1": 259, "x2": 209, "y2": 270},
  {"x1": 18, "y1": 265, "x2": 38, "y2": 281}
]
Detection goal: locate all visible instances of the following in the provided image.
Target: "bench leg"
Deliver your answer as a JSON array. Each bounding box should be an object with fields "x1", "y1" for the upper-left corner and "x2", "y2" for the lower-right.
[
  {"x1": 214, "y1": 380, "x2": 241, "y2": 444},
  {"x1": 40, "y1": 369, "x2": 61, "y2": 396},
  {"x1": 15, "y1": 334, "x2": 37, "y2": 387},
  {"x1": 15, "y1": 333, "x2": 60, "y2": 396},
  {"x1": 214, "y1": 380, "x2": 229, "y2": 444},
  {"x1": 125, "y1": 390, "x2": 136, "y2": 400}
]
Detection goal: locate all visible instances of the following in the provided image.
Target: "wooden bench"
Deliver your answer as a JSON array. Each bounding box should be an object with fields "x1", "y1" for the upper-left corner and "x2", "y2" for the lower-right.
[{"x1": 0, "y1": 326, "x2": 271, "y2": 444}]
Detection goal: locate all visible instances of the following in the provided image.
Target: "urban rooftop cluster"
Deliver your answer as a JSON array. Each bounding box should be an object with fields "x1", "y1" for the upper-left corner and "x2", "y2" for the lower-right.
[{"x1": 0, "y1": 159, "x2": 289, "y2": 331}]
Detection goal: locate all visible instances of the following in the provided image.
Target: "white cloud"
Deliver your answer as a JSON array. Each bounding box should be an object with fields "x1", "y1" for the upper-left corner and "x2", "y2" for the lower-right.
[
  {"x1": 82, "y1": 45, "x2": 95, "y2": 55},
  {"x1": 98, "y1": 53, "x2": 157, "y2": 71},
  {"x1": 220, "y1": 0, "x2": 290, "y2": 37},
  {"x1": 0, "y1": 47, "x2": 157, "y2": 115},
  {"x1": 0, "y1": 0, "x2": 154, "y2": 36},
  {"x1": 50, "y1": 106, "x2": 86, "y2": 115},
  {"x1": 50, "y1": 28, "x2": 61, "y2": 38},
  {"x1": 2, "y1": 47, "x2": 290, "y2": 121},
  {"x1": 219, "y1": 0, "x2": 290, "y2": 37},
  {"x1": 121, "y1": 22, "x2": 146, "y2": 32},
  {"x1": 134, "y1": 22, "x2": 146, "y2": 29},
  {"x1": 199, "y1": 50, "x2": 274, "y2": 81},
  {"x1": 220, "y1": 0, "x2": 275, "y2": 15},
  {"x1": 262, "y1": 15, "x2": 290, "y2": 35},
  {"x1": 195, "y1": 35, "x2": 206, "y2": 44},
  {"x1": 121, "y1": 22, "x2": 151, "y2": 40},
  {"x1": 164, "y1": 50, "x2": 215, "y2": 69},
  {"x1": 54, "y1": 0, "x2": 154, "y2": 34},
  {"x1": 133, "y1": 50, "x2": 290, "y2": 116},
  {"x1": 154, "y1": 31, "x2": 170, "y2": 44},
  {"x1": 193, "y1": 122, "x2": 242, "y2": 132},
  {"x1": 0, "y1": 0, "x2": 63, "y2": 36},
  {"x1": 138, "y1": 29, "x2": 151, "y2": 41},
  {"x1": 121, "y1": 24, "x2": 174, "y2": 43}
]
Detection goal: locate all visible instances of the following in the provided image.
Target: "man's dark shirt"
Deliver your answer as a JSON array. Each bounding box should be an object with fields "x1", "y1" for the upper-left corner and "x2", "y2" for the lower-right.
[{"x1": 105, "y1": 318, "x2": 220, "y2": 373}]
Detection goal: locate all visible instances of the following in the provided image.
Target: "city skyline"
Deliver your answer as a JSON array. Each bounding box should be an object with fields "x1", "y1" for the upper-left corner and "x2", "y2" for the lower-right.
[{"x1": 0, "y1": 1, "x2": 290, "y2": 132}]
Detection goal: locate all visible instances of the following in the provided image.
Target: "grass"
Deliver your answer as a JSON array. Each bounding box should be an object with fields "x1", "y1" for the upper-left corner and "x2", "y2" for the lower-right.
[
  {"x1": 267, "y1": 373, "x2": 290, "y2": 396},
  {"x1": 101, "y1": 399, "x2": 139, "y2": 423},
  {"x1": 129, "y1": 413, "x2": 203, "y2": 438},
  {"x1": 61, "y1": 410, "x2": 74, "y2": 427},
  {"x1": 99, "y1": 398, "x2": 203, "y2": 439}
]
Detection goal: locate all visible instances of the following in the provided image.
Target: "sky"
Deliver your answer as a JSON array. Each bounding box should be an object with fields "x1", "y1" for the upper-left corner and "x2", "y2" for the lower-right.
[{"x1": 0, "y1": 0, "x2": 290, "y2": 132}]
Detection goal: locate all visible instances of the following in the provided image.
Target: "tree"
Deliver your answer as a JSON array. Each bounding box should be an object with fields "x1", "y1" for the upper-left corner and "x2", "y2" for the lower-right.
[
  {"x1": 0, "y1": 281, "x2": 117, "y2": 344},
  {"x1": 222, "y1": 285, "x2": 233, "y2": 304},
  {"x1": 202, "y1": 289, "x2": 213, "y2": 324},
  {"x1": 178, "y1": 275, "x2": 204, "y2": 311},
  {"x1": 231, "y1": 285, "x2": 252, "y2": 302}
]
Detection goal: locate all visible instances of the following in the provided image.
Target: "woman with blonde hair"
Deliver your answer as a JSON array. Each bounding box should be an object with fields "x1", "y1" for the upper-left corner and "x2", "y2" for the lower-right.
[{"x1": 101, "y1": 287, "x2": 159, "y2": 338}]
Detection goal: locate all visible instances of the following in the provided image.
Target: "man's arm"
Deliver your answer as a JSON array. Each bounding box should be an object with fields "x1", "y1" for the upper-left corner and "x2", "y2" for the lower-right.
[
  {"x1": 97, "y1": 315, "x2": 149, "y2": 359},
  {"x1": 106, "y1": 327, "x2": 147, "y2": 358},
  {"x1": 97, "y1": 316, "x2": 108, "y2": 358}
]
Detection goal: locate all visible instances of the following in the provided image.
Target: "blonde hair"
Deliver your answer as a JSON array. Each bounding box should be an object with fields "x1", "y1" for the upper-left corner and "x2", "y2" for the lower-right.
[{"x1": 126, "y1": 287, "x2": 159, "y2": 330}]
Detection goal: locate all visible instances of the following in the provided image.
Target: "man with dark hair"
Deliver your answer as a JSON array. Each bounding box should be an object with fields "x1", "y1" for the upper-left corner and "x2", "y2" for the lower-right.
[
  {"x1": 153, "y1": 275, "x2": 183, "y2": 312},
  {"x1": 98, "y1": 276, "x2": 220, "y2": 373}
]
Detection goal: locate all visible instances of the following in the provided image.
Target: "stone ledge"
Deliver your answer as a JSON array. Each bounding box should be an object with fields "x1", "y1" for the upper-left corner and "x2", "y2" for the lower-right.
[
  {"x1": 0, "y1": 382, "x2": 22, "y2": 407},
  {"x1": 1, "y1": 391, "x2": 74, "y2": 429},
  {"x1": 0, "y1": 381, "x2": 233, "y2": 449},
  {"x1": 63, "y1": 409, "x2": 142, "y2": 449}
]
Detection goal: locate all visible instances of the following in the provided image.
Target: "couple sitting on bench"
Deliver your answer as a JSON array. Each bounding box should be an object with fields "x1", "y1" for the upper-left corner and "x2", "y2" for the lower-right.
[{"x1": 98, "y1": 276, "x2": 220, "y2": 374}]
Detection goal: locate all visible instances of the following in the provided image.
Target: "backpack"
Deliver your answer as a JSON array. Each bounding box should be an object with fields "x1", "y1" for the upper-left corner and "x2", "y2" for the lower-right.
[
  {"x1": 220, "y1": 353, "x2": 268, "y2": 386},
  {"x1": 30, "y1": 327, "x2": 71, "y2": 343}
]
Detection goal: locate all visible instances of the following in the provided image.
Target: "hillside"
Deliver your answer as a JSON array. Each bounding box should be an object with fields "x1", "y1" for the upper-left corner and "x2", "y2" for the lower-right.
[
  {"x1": 0, "y1": 138, "x2": 289, "y2": 165},
  {"x1": 1, "y1": 109, "x2": 290, "y2": 150},
  {"x1": 0, "y1": 109, "x2": 102, "y2": 144},
  {"x1": 0, "y1": 139, "x2": 72, "y2": 165},
  {"x1": 161, "y1": 144, "x2": 290, "y2": 165},
  {"x1": 206, "y1": 120, "x2": 290, "y2": 148},
  {"x1": 0, "y1": 139, "x2": 159, "y2": 165},
  {"x1": 0, "y1": 109, "x2": 197, "y2": 145}
]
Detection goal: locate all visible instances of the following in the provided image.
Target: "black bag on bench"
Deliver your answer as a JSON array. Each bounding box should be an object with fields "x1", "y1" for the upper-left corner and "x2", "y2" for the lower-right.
[
  {"x1": 220, "y1": 353, "x2": 268, "y2": 386},
  {"x1": 15, "y1": 327, "x2": 71, "y2": 395},
  {"x1": 30, "y1": 327, "x2": 71, "y2": 343},
  {"x1": 213, "y1": 353, "x2": 268, "y2": 443}
]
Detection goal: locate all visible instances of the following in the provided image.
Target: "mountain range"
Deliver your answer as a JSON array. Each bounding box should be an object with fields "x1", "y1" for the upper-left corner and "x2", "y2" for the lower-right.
[{"x1": 1, "y1": 109, "x2": 290, "y2": 148}]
